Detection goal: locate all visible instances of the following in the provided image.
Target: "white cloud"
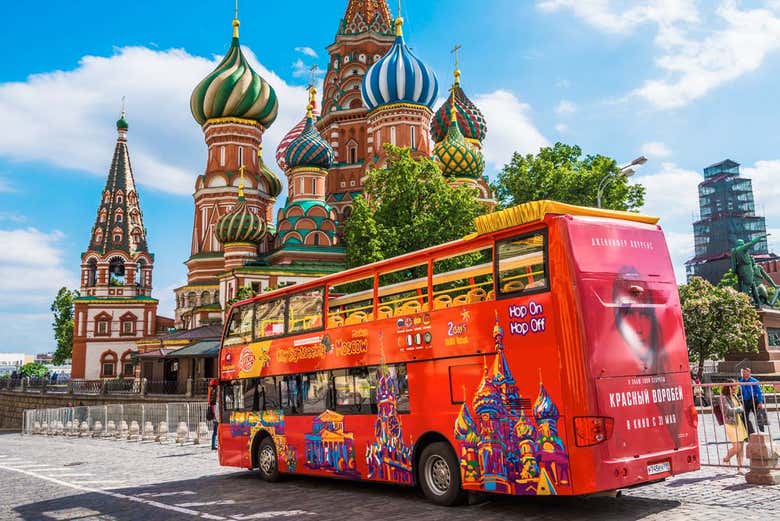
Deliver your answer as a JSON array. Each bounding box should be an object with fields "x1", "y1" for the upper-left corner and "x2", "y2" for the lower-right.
[
  {"x1": 538, "y1": 1, "x2": 780, "y2": 109},
  {"x1": 0, "y1": 45, "x2": 309, "y2": 196},
  {"x1": 640, "y1": 141, "x2": 671, "y2": 158},
  {"x1": 295, "y1": 46, "x2": 319, "y2": 58},
  {"x1": 554, "y1": 100, "x2": 577, "y2": 116},
  {"x1": 0, "y1": 228, "x2": 76, "y2": 308},
  {"x1": 555, "y1": 123, "x2": 569, "y2": 134},
  {"x1": 474, "y1": 90, "x2": 548, "y2": 171},
  {"x1": 743, "y1": 159, "x2": 780, "y2": 254}
]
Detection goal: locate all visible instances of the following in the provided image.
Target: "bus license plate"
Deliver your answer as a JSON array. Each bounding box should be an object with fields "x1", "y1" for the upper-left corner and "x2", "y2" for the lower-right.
[{"x1": 647, "y1": 461, "x2": 671, "y2": 476}]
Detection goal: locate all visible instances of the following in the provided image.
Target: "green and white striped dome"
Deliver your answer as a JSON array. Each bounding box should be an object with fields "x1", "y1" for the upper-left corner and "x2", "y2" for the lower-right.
[
  {"x1": 215, "y1": 191, "x2": 266, "y2": 245},
  {"x1": 190, "y1": 19, "x2": 278, "y2": 128}
]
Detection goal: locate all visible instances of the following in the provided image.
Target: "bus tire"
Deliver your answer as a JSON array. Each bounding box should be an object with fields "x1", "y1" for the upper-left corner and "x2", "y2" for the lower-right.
[
  {"x1": 256, "y1": 437, "x2": 281, "y2": 482},
  {"x1": 418, "y1": 441, "x2": 465, "y2": 506}
]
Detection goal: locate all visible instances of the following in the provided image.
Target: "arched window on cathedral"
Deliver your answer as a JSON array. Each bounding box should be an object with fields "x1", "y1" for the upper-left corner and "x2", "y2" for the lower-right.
[
  {"x1": 94, "y1": 230, "x2": 103, "y2": 245},
  {"x1": 86, "y1": 258, "x2": 97, "y2": 287},
  {"x1": 238, "y1": 146, "x2": 244, "y2": 166},
  {"x1": 108, "y1": 257, "x2": 125, "y2": 286},
  {"x1": 116, "y1": 195, "x2": 123, "y2": 204},
  {"x1": 115, "y1": 210, "x2": 124, "y2": 223},
  {"x1": 99, "y1": 350, "x2": 118, "y2": 378},
  {"x1": 390, "y1": 126, "x2": 396, "y2": 145},
  {"x1": 99, "y1": 209, "x2": 107, "y2": 223},
  {"x1": 95, "y1": 312, "x2": 112, "y2": 337},
  {"x1": 347, "y1": 140, "x2": 358, "y2": 164},
  {"x1": 131, "y1": 228, "x2": 143, "y2": 249},
  {"x1": 220, "y1": 146, "x2": 226, "y2": 167},
  {"x1": 135, "y1": 259, "x2": 146, "y2": 287},
  {"x1": 187, "y1": 291, "x2": 197, "y2": 308},
  {"x1": 342, "y1": 206, "x2": 353, "y2": 221},
  {"x1": 120, "y1": 312, "x2": 136, "y2": 336},
  {"x1": 120, "y1": 350, "x2": 134, "y2": 378},
  {"x1": 410, "y1": 125, "x2": 416, "y2": 150},
  {"x1": 201, "y1": 291, "x2": 211, "y2": 306}
]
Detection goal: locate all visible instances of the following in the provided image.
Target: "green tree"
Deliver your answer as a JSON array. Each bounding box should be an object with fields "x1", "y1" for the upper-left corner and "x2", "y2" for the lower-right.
[
  {"x1": 679, "y1": 276, "x2": 762, "y2": 380},
  {"x1": 491, "y1": 142, "x2": 646, "y2": 211},
  {"x1": 51, "y1": 287, "x2": 78, "y2": 365},
  {"x1": 345, "y1": 144, "x2": 486, "y2": 268},
  {"x1": 227, "y1": 286, "x2": 256, "y2": 307},
  {"x1": 19, "y1": 362, "x2": 49, "y2": 378}
]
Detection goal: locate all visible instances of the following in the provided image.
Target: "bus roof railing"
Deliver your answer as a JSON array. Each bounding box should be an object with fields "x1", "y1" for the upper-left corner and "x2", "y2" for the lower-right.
[{"x1": 472, "y1": 200, "x2": 660, "y2": 237}]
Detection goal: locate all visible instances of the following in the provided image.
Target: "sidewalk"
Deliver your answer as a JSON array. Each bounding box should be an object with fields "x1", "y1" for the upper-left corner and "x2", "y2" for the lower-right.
[{"x1": 623, "y1": 466, "x2": 780, "y2": 519}]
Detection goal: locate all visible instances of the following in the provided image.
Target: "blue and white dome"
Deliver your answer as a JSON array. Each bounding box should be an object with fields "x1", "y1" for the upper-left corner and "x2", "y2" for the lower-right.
[{"x1": 361, "y1": 18, "x2": 438, "y2": 112}]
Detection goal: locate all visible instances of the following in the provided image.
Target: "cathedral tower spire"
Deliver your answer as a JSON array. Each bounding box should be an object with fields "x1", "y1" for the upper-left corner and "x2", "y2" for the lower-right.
[
  {"x1": 178, "y1": 11, "x2": 281, "y2": 329},
  {"x1": 72, "y1": 113, "x2": 160, "y2": 379}
]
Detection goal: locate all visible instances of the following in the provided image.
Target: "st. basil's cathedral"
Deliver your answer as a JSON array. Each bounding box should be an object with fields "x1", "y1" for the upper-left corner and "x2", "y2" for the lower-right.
[{"x1": 71, "y1": 0, "x2": 494, "y2": 378}]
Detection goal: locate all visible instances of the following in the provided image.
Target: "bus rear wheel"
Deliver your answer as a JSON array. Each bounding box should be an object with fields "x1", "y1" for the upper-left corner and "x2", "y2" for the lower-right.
[
  {"x1": 418, "y1": 442, "x2": 466, "y2": 506},
  {"x1": 256, "y1": 437, "x2": 281, "y2": 482}
]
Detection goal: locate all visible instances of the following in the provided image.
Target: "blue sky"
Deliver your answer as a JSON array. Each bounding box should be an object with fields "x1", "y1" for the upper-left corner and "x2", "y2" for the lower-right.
[{"x1": 2, "y1": 0, "x2": 780, "y2": 355}]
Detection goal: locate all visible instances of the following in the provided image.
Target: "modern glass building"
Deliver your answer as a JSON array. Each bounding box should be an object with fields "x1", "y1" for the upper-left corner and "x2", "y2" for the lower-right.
[{"x1": 686, "y1": 159, "x2": 774, "y2": 283}]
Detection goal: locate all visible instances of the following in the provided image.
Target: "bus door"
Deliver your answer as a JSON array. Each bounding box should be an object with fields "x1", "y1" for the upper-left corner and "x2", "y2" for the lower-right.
[{"x1": 565, "y1": 217, "x2": 697, "y2": 460}]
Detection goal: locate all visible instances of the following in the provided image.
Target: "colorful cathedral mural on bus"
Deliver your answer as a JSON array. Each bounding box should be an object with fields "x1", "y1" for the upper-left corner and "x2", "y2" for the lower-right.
[
  {"x1": 230, "y1": 410, "x2": 297, "y2": 472},
  {"x1": 454, "y1": 317, "x2": 570, "y2": 495},
  {"x1": 365, "y1": 366, "x2": 414, "y2": 483},
  {"x1": 304, "y1": 410, "x2": 360, "y2": 477}
]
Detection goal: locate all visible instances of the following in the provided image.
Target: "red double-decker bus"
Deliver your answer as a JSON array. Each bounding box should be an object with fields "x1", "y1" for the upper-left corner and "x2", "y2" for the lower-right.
[{"x1": 212, "y1": 201, "x2": 699, "y2": 505}]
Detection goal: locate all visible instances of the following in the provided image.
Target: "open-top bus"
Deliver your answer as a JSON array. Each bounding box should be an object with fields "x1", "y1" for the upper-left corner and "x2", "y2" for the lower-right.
[{"x1": 213, "y1": 201, "x2": 699, "y2": 505}]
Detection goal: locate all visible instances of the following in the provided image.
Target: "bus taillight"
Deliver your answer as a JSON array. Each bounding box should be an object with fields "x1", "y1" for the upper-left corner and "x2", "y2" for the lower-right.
[
  {"x1": 687, "y1": 404, "x2": 699, "y2": 428},
  {"x1": 574, "y1": 416, "x2": 614, "y2": 447}
]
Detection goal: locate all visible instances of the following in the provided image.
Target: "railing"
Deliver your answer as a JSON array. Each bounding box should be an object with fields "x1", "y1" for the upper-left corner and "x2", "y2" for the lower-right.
[
  {"x1": 1, "y1": 377, "x2": 209, "y2": 396},
  {"x1": 22, "y1": 402, "x2": 212, "y2": 445},
  {"x1": 694, "y1": 381, "x2": 780, "y2": 470}
]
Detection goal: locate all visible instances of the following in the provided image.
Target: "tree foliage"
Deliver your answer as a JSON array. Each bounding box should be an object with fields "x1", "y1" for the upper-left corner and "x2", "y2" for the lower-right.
[
  {"x1": 491, "y1": 142, "x2": 646, "y2": 211},
  {"x1": 717, "y1": 269, "x2": 739, "y2": 290},
  {"x1": 679, "y1": 276, "x2": 762, "y2": 379},
  {"x1": 51, "y1": 287, "x2": 78, "y2": 365},
  {"x1": 19, "y1": 362, "x2": 49, "y2": 378},
  {"x1": 228, "y1": 286, "x2": 256, "y2": 307},
  {"x1": 345, "y1": 144, "x2": 486, "y2": 268}
]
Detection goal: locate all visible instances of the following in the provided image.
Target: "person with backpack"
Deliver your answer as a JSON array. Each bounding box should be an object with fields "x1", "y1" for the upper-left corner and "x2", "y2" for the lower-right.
[
  {"x1": 207, "y1": 384, "x2": 219, "y2": 450},
  {"x1": 718, "y1": 380, "x2": 748, "y2": 470}
]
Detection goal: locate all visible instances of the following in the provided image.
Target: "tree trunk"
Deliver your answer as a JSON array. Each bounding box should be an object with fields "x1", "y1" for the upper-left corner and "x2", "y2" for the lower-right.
[{"x1": 697, "y1": 355, "x2": 705, "y2": 382}]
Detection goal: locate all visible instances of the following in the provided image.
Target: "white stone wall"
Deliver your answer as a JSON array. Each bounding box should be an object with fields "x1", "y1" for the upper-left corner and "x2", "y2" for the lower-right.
[
  {"x1": 83, "y1": 306, "x2": 148, "y2": 339},
  {"x1": 83, "y1": 341, "x2": 137, "y2": 380}
]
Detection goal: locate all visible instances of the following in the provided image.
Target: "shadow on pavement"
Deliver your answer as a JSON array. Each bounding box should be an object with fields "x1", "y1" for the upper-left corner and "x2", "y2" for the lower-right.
[{"x1": 15, "y1": 471, "x2": 683, "y2": 521}]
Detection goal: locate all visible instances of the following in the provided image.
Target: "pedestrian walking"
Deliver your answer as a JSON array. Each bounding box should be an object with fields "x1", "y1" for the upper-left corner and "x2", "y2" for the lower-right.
[
  {"x1": 739, "y1": 367, "x2": 765, "y2": 434},
  {"x1": 207, "y1": 383, "x2": 219, "y2": 451},
  {"x1": 720, "y1": 380, "x2": 748, "y2": 471}
]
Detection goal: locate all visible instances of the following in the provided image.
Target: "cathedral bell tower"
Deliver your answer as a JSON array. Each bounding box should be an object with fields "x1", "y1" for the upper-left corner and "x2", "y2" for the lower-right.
[{"x1": 71, "y1": 113, "x2": 159, "y2": 379}]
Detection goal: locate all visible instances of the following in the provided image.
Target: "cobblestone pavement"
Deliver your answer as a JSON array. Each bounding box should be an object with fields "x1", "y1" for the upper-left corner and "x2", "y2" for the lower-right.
[{"x1": 0, "y1": 433, "x2": 778, "y2": 521}]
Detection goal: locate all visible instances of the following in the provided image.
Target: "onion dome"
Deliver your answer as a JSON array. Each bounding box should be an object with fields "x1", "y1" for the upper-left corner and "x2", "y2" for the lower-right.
[
  {"x1": 276, "y1": 94, "x2": 319, "y2": 171},
  {"x1": 431, "y1": 79, "x2": 487, "y2": 144},
  {"x1": 361, "y1": 17, "x2": 438, "y2": 112},
  {"x1": 533, "y1": 383, "x2": 560, "y2": 422},
  {"x1": 190, "y1": 18, "x2": 278, "y2": 128},
  {"x1": 215, "y1": 168, "x2": 266, "y2": 244},
  {"x1": 433, "y1": 95, "x2": 485, "y2": 178},
  {"x1": 473, "y1": 360, "x2": 506, "y2": 416},
  {"x1": 514, "y1": 410, "x2": 537, "y2": 441},
  {"x1": 454, "y1": 401, "x2": 479, "y2": 444},
  {"x1": 116, "y1": 111, "x2": 129, "y2": 131},
  {"x1": 257, "y1": 146, "x2": 282, "y2": 198},
  {"x1": 284, "y1": 88, "x2": 334, "y2": 170}
]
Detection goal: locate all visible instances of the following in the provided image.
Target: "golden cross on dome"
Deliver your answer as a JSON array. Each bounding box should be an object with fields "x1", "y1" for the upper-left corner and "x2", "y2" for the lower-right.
[
  {"x1": 395, "y1": 0, "x2": 404, "y2": 36},
  {"x1": 309, "y1": 64, "x2": 319, "y2": 89},
  {"x1": 120, "y1": 95, "x2": 126, "y2": 117},
  {"x1": 232, "y1": 0, "x2": 240, "y2": 38},
  {"x1": 451, "y1": 44, "x2": 462, "y2": 85}
]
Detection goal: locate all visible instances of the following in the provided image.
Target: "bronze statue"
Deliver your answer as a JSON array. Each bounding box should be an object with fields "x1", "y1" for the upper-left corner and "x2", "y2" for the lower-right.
[{"x1": 731, "y1": 234, "x2": 779, "y2": 307}]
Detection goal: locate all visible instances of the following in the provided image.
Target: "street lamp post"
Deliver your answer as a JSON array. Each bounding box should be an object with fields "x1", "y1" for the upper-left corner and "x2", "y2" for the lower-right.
[{"x1": 596, "y1": 156, "x2": 648, "y2": 209}]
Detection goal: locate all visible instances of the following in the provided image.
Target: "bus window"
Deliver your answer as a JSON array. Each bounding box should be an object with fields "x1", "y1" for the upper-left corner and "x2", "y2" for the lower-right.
[
  {"x1": 241, "y1": 378, "x2": 262, "y2": 411},
  {"x1": 378, "y1": 263, "x2": 429, "y2": 317},
  {"x1": 497, "y1": 231, "x2": 548, "y2": 297},
  {"x1": 254, "y1": 299, "x2": 286, "y2": 340},
  {"x1": 432, "y1": 247, "x2": 494, "y2": 309},
  {"x1": 301, "y1": 372, "x2": 330, "y2": 414},
  {"x1": 259, "y1": 377, "x2": 280, "y2": 410},
  {"x1": 288, "y1": 287, "x2": 324, "y2": 334},
  {"x1": 332, "y1": 368, "x2": 376, "y2": 413},
  {"x1": 224, "y1": 305, "x2": 253, "y2": 347},
  {"x1": 375, "y1": 364, "x2": 410, "y2": 413},
  {"x1": 223, "y1": 380, "x2": 243, "y2": 411},
  {"x1": 328, "y1": 276, "x2": 374, "y2": 327},
  {"x1": 280, "y1": 375, "x2": 303, "y2": 414}
]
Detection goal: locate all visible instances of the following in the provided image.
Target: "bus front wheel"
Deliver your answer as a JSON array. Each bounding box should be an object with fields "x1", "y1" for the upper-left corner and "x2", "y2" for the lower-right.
[
  {"x1": 418, "y1": 442, "x2": 466, "y2": 506},
  {"x1": 256, "y1": 437, "x2": 281, "y2": 482}
]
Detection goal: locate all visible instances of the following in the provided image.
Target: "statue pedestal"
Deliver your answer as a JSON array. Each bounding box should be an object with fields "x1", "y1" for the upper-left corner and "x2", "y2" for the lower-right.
[{"x1": 718, "y1": 309, "x2": 780, "y2": 377}]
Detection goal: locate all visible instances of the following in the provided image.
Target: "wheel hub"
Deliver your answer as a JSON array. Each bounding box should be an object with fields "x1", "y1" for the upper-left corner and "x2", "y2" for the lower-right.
[
  {"x1": 260, "y1": 446, "x2": 275, "y2": 474},
  {"x1": 425, "y1": 455, "x2": 451, "y2": 495}
]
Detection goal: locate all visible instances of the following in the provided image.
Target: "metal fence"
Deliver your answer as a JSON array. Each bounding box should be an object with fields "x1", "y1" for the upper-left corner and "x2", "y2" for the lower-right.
[
  {"x1": 694, "y1": 381, "x2": 780, "y2": 470},
  {"x1": 22, "y1": 402, "x2": 213, "y2": 445},
  {"x1": 1, "y1": 377, "x2": 210, "y2": 397}
]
